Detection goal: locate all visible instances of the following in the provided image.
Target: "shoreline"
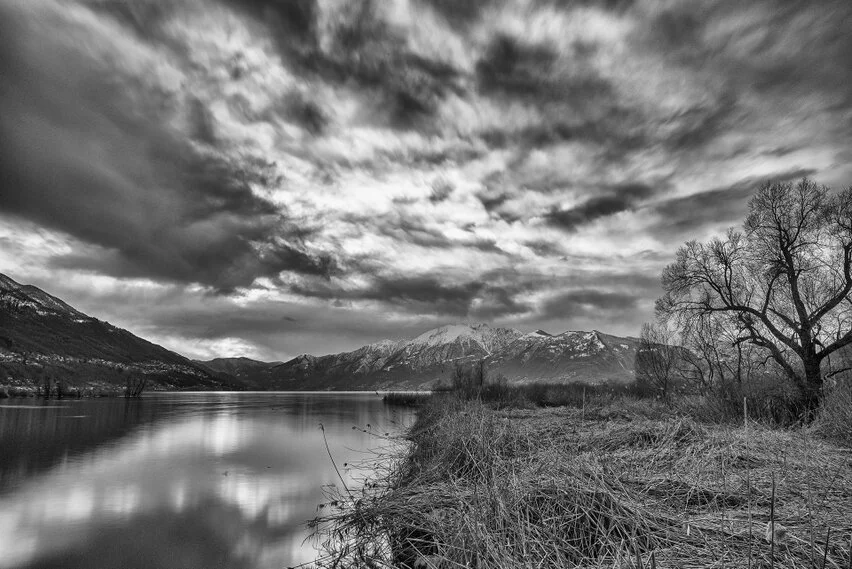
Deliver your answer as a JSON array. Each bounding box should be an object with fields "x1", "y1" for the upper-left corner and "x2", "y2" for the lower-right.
[
  {"x1": 312, "y1": 394, "x2": 852, "y2": 568},
  {"x1": 0, "y1": 385, "x2": 434, "y2": 399}
]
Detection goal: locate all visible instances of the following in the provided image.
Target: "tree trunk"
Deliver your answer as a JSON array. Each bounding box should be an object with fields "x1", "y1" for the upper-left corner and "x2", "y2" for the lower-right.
[{"x1": 800, "y1": 357, "x2": 823, "y2": 419}]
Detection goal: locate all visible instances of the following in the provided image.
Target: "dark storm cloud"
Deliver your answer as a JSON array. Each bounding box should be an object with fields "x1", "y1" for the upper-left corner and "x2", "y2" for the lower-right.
[
  {"x1": 290, "y1": 274, "x2": 530, "y2": 318},
  {"x1": 346, "y1": 209, "x2": 505, "y2": 254},
  {"x1": 646, "y1": 168, "x2": 818, "y2": 238},
  {"x1": 546, "y1": 183, "x2": 655, "y2": 231},
  {"x1": 646, "y1": 2, "x2": 852, "y2": 108},
  {"x1": 188, "y1": 98, "x2": 219, "y2": 146},
  {"x1": 150, "y1": 299, "x2": 309, "y2": 338},
  {"x1": 475, "y1": 183, "x2": 517, "y2": 223},
  {"x1": 417, "y1": 0, "x2": 501, "y2": 28},
  {"x1": 664, "y1": 92, "x2": 739, "y2": 151},
  {"x1": 473, "y1": 1, "x2": 852, "y2": 186},
  {"x1": 470, "y1": 28, "x2": 647, "y2": 166},
  {"x1": 648, "y1": 6, "x2": 705, "y2": 58},
  {"x1": 537, "y1": 0, "x2": 635, "y2": 12},
  {"x1": 428, "y1": 179, "x2": 454, "y2": 203},
  {"x1": 746, "y1": 9, "x2": 852, "y2": 108},
  {"x1": 523, "y1": 240, "x2": 565, "y2": 258},
  {"x1": 0, "y1": 5, "x2": 334, "y2": 292},
  {"x1": 373, "y1": 277, "x2": 485, "y2": 316},
  {"x1": 226, "y1": 0, "x2": 463, "y2": 130},
  {"x1": 471, "y1": 287, "x2": 532, "y2": 320},
  {"x1": 420, "y1": 0, "x2": 634, "y2": 29},
  {"x1": 481, "y1": 117, "x2": 646, "y2": 154},
  {"x1": 292, "y1": 276, "x2": 483, "y2": 316},
  {"x1": 282, "y1": 91, "x2": 329, "y2": 135},
  {"x1": 235, "y1": 0, "x2": 319, "y2": 43},
  {"x1": 476, "y1": 32, "x2": 613, "y2": 105},
  {"x1": 481, "y1": 266, "x2": 662, "y2": 297},
  {"x1": 540, "y1": 289, "x2": 641, "y2": 319},
  {"x1": 476, "y1": 33, "x2": 559, "y2": 97}
]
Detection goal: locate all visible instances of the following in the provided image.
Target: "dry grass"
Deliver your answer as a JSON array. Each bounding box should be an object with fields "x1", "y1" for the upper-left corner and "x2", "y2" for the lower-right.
[
  {"x1": 812, "y1": 379, "x2": 852, "y2": 447},
  {"x1": 310, "y1": 394, "x2": 852, "y2": 568}
]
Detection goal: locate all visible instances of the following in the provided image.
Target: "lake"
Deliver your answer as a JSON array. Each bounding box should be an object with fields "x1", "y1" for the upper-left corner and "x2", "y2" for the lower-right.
[{"x1": 0, "y1": 392, "x2": 416, "y2": 569}]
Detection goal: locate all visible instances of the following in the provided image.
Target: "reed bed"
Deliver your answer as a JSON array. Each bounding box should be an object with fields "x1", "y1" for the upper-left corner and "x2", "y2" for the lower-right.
[
  {"x1": 382, "y1": 392, "x2": 433, "y2": 407},
  {"x1": 310, "y1": 394, "x2": 852, "y2": 568}
]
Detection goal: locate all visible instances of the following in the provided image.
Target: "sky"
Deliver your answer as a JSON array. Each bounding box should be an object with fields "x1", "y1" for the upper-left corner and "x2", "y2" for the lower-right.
[{"x1": 1, "y1": 0, "x2": 851, "y2": 361}]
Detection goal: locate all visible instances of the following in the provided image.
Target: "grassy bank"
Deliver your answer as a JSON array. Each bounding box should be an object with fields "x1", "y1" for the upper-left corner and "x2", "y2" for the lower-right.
[{"x1": 312, "y1": 392, "x2": 852, "y2": 568}]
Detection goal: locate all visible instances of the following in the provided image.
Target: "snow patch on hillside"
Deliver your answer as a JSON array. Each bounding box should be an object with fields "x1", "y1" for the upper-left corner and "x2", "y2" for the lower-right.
[
  {"x1": 367, "y1": 339, "x2": 402, "y2": 352},
  {"x1": 0, "y1": 273, "x2": 19, "y2": 291},
  {"x1": 521, "y1": 330, "x2": 551, "y2": 340},
  {"x1": 411, "y1": 324, "x2": 480, "y2": 347}
]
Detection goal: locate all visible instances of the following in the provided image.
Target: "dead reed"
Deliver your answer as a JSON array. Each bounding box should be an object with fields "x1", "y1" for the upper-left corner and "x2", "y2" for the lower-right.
[{"x1": 310, "y1": 394, "x2": 852, "y2": 568}]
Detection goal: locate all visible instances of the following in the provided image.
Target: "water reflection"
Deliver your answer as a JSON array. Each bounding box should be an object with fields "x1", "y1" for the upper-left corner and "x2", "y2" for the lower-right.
[{"x1": 0, "y1": 392, "x2": 414, "y2": 569}]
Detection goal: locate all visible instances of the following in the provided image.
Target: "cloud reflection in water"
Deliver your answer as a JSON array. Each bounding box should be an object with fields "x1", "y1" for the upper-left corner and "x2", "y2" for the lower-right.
[{"x1": 0, "y1": 393, "x2": 413, "y2": 569}]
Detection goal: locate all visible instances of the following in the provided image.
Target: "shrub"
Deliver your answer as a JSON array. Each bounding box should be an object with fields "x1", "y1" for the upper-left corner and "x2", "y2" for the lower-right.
[
  {"x1": 382, "y1": 392, "x2": 431, "y2": 407},
  {"x1": 449, "y1": 361, "x2": 486, "y2": 401},
  {"x1": 812, "y1": 378, "x2": 852, "y2": 446},
  {"x1": 479, "y1": 374, "x2": 524, "y2": 408}
]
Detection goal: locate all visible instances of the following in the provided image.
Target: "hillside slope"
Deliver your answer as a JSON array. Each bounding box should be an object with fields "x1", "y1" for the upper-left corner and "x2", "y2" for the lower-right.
[{"x1": 0, "y1": 273, "x2": 227, "y2": 390}]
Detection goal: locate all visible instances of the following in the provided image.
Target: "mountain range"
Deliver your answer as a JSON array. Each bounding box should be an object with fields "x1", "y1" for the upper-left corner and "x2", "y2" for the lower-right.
[
  {"x1": 197, "y1": 324, "x2": 640, "y2": 390},
  {"x1": 1, "y1": 273, "x2": 641, "y2": 391}
]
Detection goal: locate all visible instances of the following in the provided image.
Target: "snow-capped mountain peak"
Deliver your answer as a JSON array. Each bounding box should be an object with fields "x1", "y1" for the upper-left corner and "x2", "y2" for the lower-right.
[
  {"x1": 410, "y1": 323, "x2": 488, "y2": 348},
  {"x1": 406, "y1": 323, "x2": 523, "y2": 355}
]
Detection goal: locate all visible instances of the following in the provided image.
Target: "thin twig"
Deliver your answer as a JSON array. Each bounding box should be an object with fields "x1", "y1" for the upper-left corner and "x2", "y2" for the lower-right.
[
  {"x1": 746, "y1": 397, "x2": 753, "y2": 569},
  {"x1": 822, "y1": 527, "x2": 832, "y2": 569},
  {"x1": 771, "y1": 472, "x2": 776, "y2": 569},
  {"x1": 848, "y1": 533, "x2": 852, "y2": 569},
  {"x1": 847, "y1": 533, "x2": 851, "y2": 569},
  {"x1": 320, "y1": 422, "x2": 354, "y2": 499}
]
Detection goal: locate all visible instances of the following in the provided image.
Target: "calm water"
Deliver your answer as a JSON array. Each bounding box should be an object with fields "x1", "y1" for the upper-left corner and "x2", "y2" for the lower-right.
[{"x1": 0, "y1": 392, "x2": 415, "y2": 569}]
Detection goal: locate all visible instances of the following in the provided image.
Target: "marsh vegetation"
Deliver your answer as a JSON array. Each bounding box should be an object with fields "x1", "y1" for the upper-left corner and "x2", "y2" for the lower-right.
[{"x1": 312, "y1": 386, "x2": 852, "y2": 568}]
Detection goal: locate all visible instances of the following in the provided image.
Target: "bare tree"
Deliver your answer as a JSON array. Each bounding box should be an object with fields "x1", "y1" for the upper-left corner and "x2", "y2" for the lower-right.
[
  {"x1": 658, "y1": 178, "x2": 852, "y2": 415},
  {"x1": 635, "y1": 322, "x2": 680, "y2": 402},
  {"x1": 124, "y1": 373, "x2": 148, "y2": 398},
  {"x1": 678, "y1": 312, "x2": 769, "y2": 395},
  {"x1": 677, "y1": 314, "x2": 728, "y2": 395}
]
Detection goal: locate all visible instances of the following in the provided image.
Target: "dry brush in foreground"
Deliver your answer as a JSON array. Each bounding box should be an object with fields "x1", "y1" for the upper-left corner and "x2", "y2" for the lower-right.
[{"x1": 310, "y1": 395, "x2": 852, "y2": 568}]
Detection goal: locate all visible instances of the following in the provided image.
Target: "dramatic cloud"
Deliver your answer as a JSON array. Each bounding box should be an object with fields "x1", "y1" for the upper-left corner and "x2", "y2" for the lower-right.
[
  {"x1": 1, "y1": 0, "x2": 851, "y2": 358},
  {"x1": 540, "y1": 289, "x2": 641, "y2": 319},
  {"x1": 546, "y1": 183, "x2": 655, "y2": 232},
  {"x1": 0, "y1": 0, "x2": 335, "y2": 292},
  {"x1": 643, "y1": 168, "x2": 818, "y2": 239}
]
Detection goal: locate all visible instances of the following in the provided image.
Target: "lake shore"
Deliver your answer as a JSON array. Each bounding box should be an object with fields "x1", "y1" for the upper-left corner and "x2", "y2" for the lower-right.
[{"x1": 314, "y1": 394, "x2": 852, "y2": 568}]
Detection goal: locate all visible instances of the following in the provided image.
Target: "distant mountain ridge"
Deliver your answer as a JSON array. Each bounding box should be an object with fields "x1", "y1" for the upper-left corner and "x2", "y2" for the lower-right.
[
  {"x1": 1, "y1": 272, "x2": 641, "y2": 392},
  {"x1": 224, "y1": 323, "x2": 641, "y2": 390},
  {"x1": 195, "y1": 357, "x2": 282, "y2": 389},
  {"x1": 0, "y1": 273, "x2": 226, "y2": 390}
]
